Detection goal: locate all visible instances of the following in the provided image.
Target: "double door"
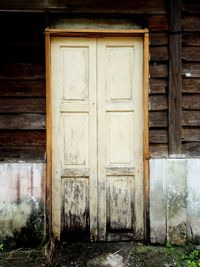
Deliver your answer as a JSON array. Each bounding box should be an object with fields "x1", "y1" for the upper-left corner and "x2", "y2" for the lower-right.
[{"x1": 51, "y1": 36, "x2": 144, "y2": 241}]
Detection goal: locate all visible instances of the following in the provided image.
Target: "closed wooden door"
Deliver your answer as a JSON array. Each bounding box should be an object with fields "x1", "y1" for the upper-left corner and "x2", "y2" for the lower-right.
[{"x1": 51, "y1": 36, "x2": 144, "y2": 241}]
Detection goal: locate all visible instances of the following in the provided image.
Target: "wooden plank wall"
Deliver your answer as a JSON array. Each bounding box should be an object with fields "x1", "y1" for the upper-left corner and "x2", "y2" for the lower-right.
[
  {"x1": 182, "y1": 0, "x2": 200, "y2": 156},
  {"x1": 0, "y1": 0, "x2": 199, "y2": 160},
  {"x1": 0, "y1": 0, "x2": 167, "y2": 14},
  {"x1": 148, "y1": 13, "x2": 168, "y2": 157},
  {"x1": 149, "y1": 0, "x2": 200, "y2": 157},
  {"x1": 168, "y1": 0, "x2": 182, "y2": 156},
  {"x1": 0, "y1": 14, "x2": 46, "y2": 161}
]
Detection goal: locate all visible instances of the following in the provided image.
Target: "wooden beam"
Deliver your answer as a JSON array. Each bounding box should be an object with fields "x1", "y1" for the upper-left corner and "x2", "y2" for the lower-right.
[
  {"x1": 143, "y1": 32, "x2": 150, "y2": 243},
  {"x1": 45, "y1": 32, "x2": 52, "y2": 240},
  {"x1": 45, "y1": 28, "x2": 148, "y2": 37},
  {"x1": 168, "y1": 0, "x2": 182, "y2": 156},
  {"x1": 0, "y1": 0, "x2": 167, "y2": 14}
]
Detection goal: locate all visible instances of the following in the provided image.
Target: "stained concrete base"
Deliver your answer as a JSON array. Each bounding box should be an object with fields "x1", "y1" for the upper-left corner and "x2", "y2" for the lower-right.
[
  {"x1": 1, "y1": 159, "x2": 200, "y2": 248},
  {"x1": 0, "y1": 163, "x2": 45, "y2": 248},
  {"x1": 150, "y1": 159, "x2": 200, "y2": 244}
]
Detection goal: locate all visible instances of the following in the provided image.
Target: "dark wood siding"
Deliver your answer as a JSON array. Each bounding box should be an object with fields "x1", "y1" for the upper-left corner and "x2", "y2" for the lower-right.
[
  {"x1": 148, "y1": 13, "x2": 169, "y2": 157},
  {"x1": 0, "y1": 14, "x2": 46, "y2": 161},
  {"x1": 150, "y1": 0, "x2": 200, "y2": 158},
  {"x1": 0, "y1": 0, "x2": 167, "y2": 14},
  {"x1": 181, "y1": 1, "x2": 200, "y2": 156},
  {"x1": 0, "y1": 1, "x2": 200, "y2": 160}
]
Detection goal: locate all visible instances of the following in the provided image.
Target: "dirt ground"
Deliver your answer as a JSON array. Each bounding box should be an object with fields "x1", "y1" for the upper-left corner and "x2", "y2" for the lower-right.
[
  {"x1": 0, "y1": 249, "x2": 46, "y2": 267},
  {"x1": 0, "y1": 242, "x2": 198, "y2": 267}
]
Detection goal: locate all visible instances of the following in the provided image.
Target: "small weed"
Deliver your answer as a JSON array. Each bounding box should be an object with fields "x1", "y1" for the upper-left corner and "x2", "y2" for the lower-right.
[
  {"x1": 167, "y1": 245, "x2": 200, "y2": 267},
  {"x1": 0, "y1": 244, "x2": 3, "y2": 252},
  {"x1": 0, "y1": 243, "x2": 4, "y2": 267},
  {"x1": 166, "y1": 241, "x2": 173, "y2": 248},
  {"x1": 182, "y1": 249, "x2": 200, "y2": 267},
  {"x1": 164, "y1": 242, "x2": 200, "y2": 267}
]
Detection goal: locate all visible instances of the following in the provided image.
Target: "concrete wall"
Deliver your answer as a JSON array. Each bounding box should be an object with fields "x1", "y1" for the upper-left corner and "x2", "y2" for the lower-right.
[
  {"x1": 0, "y1": 163, "x2": 45, "y2": 248},
  {"x1": 150, "y1": 159, "x2": 200, "y2": 245}
]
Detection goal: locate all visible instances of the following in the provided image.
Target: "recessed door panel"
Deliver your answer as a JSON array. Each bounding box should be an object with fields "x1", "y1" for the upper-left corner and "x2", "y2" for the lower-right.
[
  {"x1": 62, "y1": 47, "x2": 89, "y2": 101},
  {"x1": 107, "y1": 176, "x2": 134, "y2": 230},
  {"x1": 62, "y1": 178, "x2": 89, "y2": 231},
  {"x1": 107, "y1": 47, "x2": 134, "y2": 101},
  {"x1": 107, "y1": 112, "x2": 133, "y2": 165},
  {"x1": 63, "y1": 113, "x2": 89, "y2": 166}
]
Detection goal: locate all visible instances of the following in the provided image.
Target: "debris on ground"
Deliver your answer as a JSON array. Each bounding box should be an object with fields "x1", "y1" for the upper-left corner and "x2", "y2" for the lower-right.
[
  {"x1": 0, "y1": 242, "x2": 200, "y2": 266},
  {"x1": 87, "y1": 252, "x2": 124, "y2": 267}
]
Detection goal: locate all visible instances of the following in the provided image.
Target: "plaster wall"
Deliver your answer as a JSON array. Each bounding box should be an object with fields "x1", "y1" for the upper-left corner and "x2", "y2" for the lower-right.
[
  {"x1": 0, "y1": 163, "x2": 45, "y2": 248},
  {"x1": 150, "y1": 159, "x2": 200, "y2": 244}
]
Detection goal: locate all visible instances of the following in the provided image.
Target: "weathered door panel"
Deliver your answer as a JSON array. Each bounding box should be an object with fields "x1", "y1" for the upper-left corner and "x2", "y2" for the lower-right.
[
  {"x1": 51, "y1": 37, "x2": 144, "y2": 241},
  {"x1": 97, "y1": 38, "x2": 144, "y2": 240},
  {"x1": 51, "y1": 38, "x2": 97, "y2": 240}
]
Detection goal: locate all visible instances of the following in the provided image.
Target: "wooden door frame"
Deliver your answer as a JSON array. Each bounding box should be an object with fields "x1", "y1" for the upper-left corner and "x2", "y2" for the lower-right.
[{"x1": 45, "y1": 28, "x2": 149, "y2": 242}]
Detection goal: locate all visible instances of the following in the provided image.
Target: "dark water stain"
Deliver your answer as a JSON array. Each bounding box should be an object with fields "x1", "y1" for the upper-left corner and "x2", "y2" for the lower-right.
[{"x1": 3, "y1": 198, "x2": 44, "y2": 250}]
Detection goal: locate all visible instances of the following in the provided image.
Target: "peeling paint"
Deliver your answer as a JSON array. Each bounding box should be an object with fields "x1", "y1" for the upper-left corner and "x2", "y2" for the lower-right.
[{"x1": 0, "y1": 199, "x2": 31, "y2": 239}]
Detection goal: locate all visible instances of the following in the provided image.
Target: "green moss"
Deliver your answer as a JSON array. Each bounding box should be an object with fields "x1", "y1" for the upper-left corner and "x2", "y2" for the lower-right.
[
  {"x1": 135, "y1": 244, "x2": 154, "y2": 254},
  {"x1": 132, "y1": 243, "x2": 199, "y2": 267}
]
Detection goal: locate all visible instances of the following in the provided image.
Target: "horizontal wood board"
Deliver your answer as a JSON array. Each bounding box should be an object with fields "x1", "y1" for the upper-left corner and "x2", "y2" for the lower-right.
[{"x1": 181, "y1": 7, "x2": 200, "y2": 156}]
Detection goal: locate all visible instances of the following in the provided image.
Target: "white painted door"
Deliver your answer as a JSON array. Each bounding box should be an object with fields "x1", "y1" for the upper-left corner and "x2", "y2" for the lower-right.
[{"x1": 51, "y1": 37, "x2": 144, "y2": 241}]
